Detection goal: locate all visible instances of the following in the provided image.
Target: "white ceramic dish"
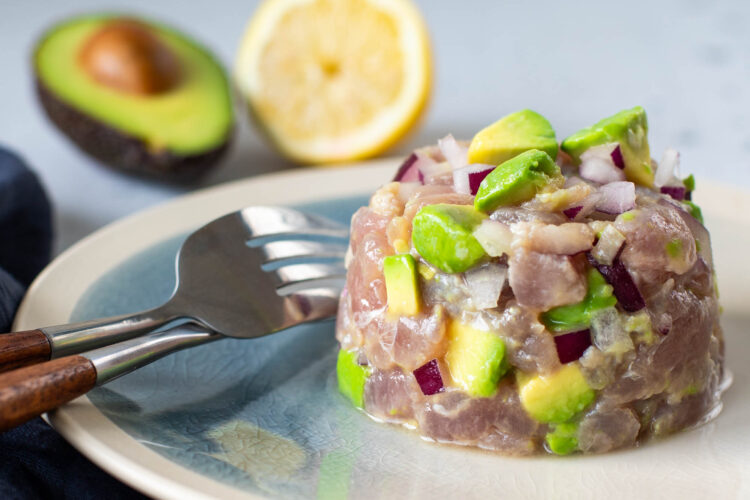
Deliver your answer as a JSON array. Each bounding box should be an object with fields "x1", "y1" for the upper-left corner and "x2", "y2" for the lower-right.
[{"x1": 13, "y1": 160, "x2": 750, "y2": 499}]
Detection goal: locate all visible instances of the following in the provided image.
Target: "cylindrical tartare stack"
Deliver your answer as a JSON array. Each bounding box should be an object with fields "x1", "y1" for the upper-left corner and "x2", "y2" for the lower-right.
[{"x1": 335, "y1": 107, "x2": 724, "y2": 455}]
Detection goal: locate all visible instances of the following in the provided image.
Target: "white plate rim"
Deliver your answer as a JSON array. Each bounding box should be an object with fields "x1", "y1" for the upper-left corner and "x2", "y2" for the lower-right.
[{"x1": 13, "y1": 161, "x2": 750, "y2": 499}]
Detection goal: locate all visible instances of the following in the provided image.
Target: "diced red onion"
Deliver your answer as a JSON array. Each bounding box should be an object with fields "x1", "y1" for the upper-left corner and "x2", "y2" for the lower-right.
[
  {"x1": 554, "y1": 329, "x2": 592, "y2": 364},
  {"x1": 591, "y1": 225, "x2": 626, "y2": 266},
  {"x1": 655, "y1": 148, "x2": 680, "y2": 187},
  {"x1": 563, "y1": 206, "x2": 583, "y2": 219},
  {"x1": 563, "y1": 191, "x2": 601, "y2": 220},
  {"x1": 416, "y1": 144, "x2": 443, "y2": 162},
  {"x1": 468, "y1": 167, "x2": 495, "y2": 194},
  {"x1": 579, "y1": 144, "x2": 626, "y2": 184},
  {"x1": 473, "y1": 220, "x2": 513, "y2": 257},
  {"x1": 393, "y1": 152, "x2": 447, "y2": 184},
  {"x1": 464, "y1": 262, "x2": 507, "y2": 309},
  {"x1": 563, "y1": 176, "x2": 587, "y2": 188},
  {"x1": 417, "y1": 156, "x2": 451, "y2": 181},
  {"x1": 580, "y1": 159, "x2": 626, "y2": 184},
  {"x1": 595, "y1": 181, "x2": 635, "y2": 214},
  {"x1": 438, "y1": 134, "x2": 468, "y2": 170},
  {"x1": 453, "y1": 164, "x2": 495, "y2": 195},
  {"x1": 393, "y1": 153, "x2": 419, "y2": 182},
  {"x1": 660, "y1": 185, "x2": 687, "y2": 201},
  {"x1": 413, "y1": 359, "x2": 444, "y2": 395},
  {"x1": 591, "y1": 307, "x2": 633, "y2": 354},
  {"x1": 586, "y1": 252, "x2": 645, "y2": 312},
  {"x1": 610, "y1": 144, "x2": 625, "y2": 169}
]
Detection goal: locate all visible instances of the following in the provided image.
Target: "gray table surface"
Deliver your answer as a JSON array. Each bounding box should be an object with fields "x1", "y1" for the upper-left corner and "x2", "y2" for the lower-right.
[{"x1": 2, "y1": 0, "x2": 748, "y2": 253}]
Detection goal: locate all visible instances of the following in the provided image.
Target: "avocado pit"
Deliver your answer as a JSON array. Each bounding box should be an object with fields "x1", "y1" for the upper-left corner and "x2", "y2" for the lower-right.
[
  {"x1": 34, "y1": 14, "x2": 234, "y2": 180},
  {"x1": 78, "y1": 19, "x2": 182, "y2": 96}
]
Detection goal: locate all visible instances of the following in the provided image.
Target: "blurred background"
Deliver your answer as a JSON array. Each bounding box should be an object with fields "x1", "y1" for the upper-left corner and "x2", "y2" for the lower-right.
[{"x1": 1, "y1": 0, "x2": 748, "y2": 252}]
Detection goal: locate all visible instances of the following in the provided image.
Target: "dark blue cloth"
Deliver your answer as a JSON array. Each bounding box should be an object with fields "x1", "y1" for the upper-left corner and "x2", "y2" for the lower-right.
[
  {"x1": 0, "y1": 147, "x2": 146, "y2": 499},
  {"x1": 0, "y1": 148, "x2": 53, "y2": 288}
]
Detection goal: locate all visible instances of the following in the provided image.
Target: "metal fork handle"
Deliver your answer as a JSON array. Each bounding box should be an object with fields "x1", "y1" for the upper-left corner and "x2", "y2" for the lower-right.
[
  {"x1": 0, "y1": 304, "x2": 178, "y2": 373},
  {"x1": 85, "y1": 323, "x2": 219, "y2": 385},
  {"x1": 0, "y1": 282, "x2": 342, "y2": 431},
  {"x1": 0, "y1": 324, "x2": 218, "y2": 432},
  {"x1": 0, "y1": 280, "x2": 344, "y2": 373}
]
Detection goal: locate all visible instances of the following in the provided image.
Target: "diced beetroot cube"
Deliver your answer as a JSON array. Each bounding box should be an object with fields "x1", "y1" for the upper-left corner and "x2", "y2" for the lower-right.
[
  {"x1": 413, "y1": 359, "x2": 445, "y2": 396},
  {"x1": 554, "y1": 329, "x2": 592, "y2": 364},
  {"x1": 611, "y1": 144, "x2": 625, "y2": 169},
  {"x1": 563, "y1": 206, "x2": 583, "y2": 219}
]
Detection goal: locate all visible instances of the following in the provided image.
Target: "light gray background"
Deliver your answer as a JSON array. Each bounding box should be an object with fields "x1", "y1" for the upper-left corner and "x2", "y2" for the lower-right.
[{"x1": 1, "y1": 0, "x2": 748, "y2": 252}]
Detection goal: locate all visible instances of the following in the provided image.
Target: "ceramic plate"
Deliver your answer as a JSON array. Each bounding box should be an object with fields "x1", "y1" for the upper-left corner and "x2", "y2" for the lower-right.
[{"x1": 13, "y1": 161, "x2": 750, "y2": 499}]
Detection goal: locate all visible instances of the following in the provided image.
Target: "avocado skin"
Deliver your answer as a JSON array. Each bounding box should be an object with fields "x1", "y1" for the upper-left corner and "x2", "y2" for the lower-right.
[{"x1": 36, "y1": 78, "x2": 231, "y2": 182}]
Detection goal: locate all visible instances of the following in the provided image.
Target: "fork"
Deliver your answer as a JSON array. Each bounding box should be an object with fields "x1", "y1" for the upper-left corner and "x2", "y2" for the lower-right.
[{"x1": 0, "y1": 206, "x2": 348, "y2": 431}]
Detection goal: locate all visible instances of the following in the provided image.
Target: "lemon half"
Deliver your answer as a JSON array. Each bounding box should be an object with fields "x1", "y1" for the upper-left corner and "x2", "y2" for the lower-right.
[{"x1": 235, "y1": 0, "x2": 432, "y2": 164}]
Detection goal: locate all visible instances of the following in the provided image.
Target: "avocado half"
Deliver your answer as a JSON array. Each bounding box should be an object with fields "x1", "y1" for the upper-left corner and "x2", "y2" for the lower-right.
[{"x1": 33, "y1": 15, "x2": 233, "y2": 181}]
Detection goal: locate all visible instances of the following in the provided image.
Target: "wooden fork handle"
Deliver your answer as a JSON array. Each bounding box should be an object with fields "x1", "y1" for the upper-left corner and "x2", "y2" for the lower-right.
[
  {"x1": 0, "y1": 329, "x2": 52, "y2": 373},
  {"x1": 0, "y1": 355, "x2": 96, "y2": 432}
]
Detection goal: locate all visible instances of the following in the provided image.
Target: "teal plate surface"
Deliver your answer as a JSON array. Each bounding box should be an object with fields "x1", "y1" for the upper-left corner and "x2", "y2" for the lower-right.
[
  {"x1": 53, "y1": 177, "x2": 748, "y2": 500},
  {"x1": 71, "y1": 196, "x2": 374, "y2": 498}
]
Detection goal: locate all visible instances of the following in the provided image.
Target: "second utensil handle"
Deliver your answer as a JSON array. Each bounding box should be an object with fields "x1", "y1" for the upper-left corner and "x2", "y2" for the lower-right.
[
  {"x1": 0, "y1": 325, "x2": 218, "y2": 432},
  {"x1": 0, "y1": 355, "x2": 96, "y2": 432},
  {"x1": 0, "y1": 305, "x2": 178, "y2": 373},
  {"x1": 0, "y1": 329, "x2": 51, "y2": 373}
]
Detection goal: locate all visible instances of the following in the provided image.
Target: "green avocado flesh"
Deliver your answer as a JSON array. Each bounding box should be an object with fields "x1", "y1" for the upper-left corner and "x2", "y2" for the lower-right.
[
  {"x1": 474, "y1": 149, "x2": 561, "y2": 212},
  {"x1": 412, "y1": 204, "x2": 488, "y2": 274},
  {"x1": 541, "y1": 268, "x2": 616, "y2": 332},
  {"x1": 684, "y1": 200, "x2": 704, "y2": 224},
  {"x1": 683, "y1": 174, "x2": 696, "y2": 192},
  {"x1": 545, "y1": 422, "x2": 579, "y2": 455},
  {"x1": 561, "y1": 106, "x2": 653, "y2": 186},
  {"x1": 446, "y1": 320, "x2": 509, "y2": 398},
  {"x1": 467, "y1": 109, "x2": 558, "y2": 165},
  {"x1": 518, "y1": 364, "x2": 595, "y2": 424},
  {"x1": 337, "y1": 349, "x2": 371, "y2": 408},
  {"x1": 34, "y1": 16, "x2": 232, "y2": 155},
  {"x1": 383, "y1": 254, "x2": 421, "y2": 316}
]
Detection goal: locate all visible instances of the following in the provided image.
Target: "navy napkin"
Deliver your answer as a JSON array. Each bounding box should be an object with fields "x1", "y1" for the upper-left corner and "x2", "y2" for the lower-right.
[{"x1": 0, "y1": 147, "x2": 145, "y2": 499}]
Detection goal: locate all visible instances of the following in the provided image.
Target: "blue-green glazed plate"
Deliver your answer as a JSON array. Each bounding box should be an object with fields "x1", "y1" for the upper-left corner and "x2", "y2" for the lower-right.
[{"x1": 14, "y1": 162, "x2": 750, "y2": 499}]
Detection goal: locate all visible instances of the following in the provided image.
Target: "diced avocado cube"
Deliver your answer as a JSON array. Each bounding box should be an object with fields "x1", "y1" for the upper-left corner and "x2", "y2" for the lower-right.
[
  {"x1": 624, "y1": 310, "x2": 656, "y2": 345},
  {"x1": 684, "y1": 200, "x2": 704, "y2": 224},
  {"x1": 383, "y1": 254, "x2": 421, "y2": 316},
  {"x1": 666, "y1": 238, "x2": 683, "y2": 258},
  {"x1": 619, "y1": 210, "x2": 636, "y2": 222},
  {"x1": 518, "y1": 364, "x2": 595, "y2": 423},
  {"x1": 474, "y1": 149, "x2": 562, "y2": 212},
  {"x1": 412, "y1": 204, "x2": 488, "y2": 274},
  {"x1": 545, "y1": 422, "x2": 579, "y2": 455},
  {"x1": 681, "y1": 384, "x2": 700, "y2": 397},
  {"x1": 467, "y1": 109, "x2": 559, "y2": 166},
  {"x1": 445, "y1": 319, "x2": 508, "y2": 398},
  {"x1": 682, "y1": 174, "x2": 696, "y2": 192},
  {"x1": 561, "y1": 106, "x2": 654, "y2": 186},
  {"x1": 541, "y1": 268, "x2": 617, "y2": 333},
  {"x1": 336, "y1": 349, "x2": 371, "y2": 408}
]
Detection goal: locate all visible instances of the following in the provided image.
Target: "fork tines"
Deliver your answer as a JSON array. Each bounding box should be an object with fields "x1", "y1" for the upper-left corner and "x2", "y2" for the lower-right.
[
  {"x1": 240, "y1": 207, "x2": 349, "y2": 296},
  {"x1": 241, "y1": 206, "x2": 349, "y2": 242}
]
